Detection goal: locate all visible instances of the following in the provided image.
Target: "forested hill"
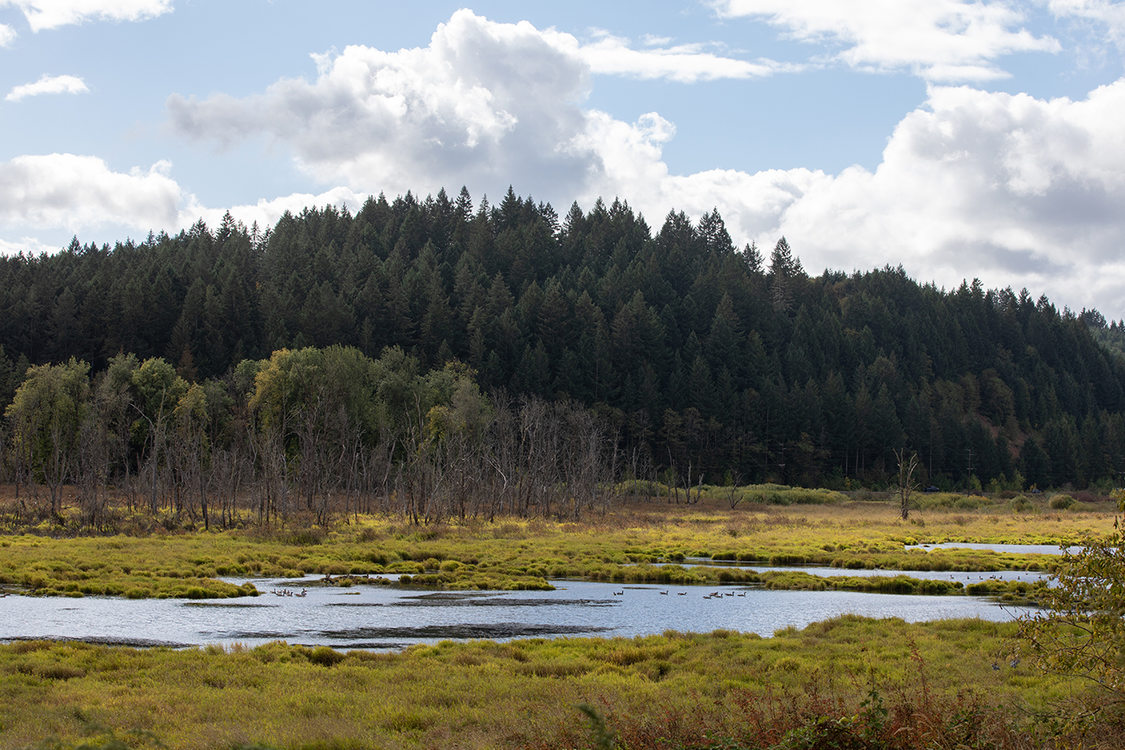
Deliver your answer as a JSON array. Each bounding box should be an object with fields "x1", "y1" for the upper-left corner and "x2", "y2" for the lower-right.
[{"x1": 2, "y1": 187, "x2": 1124, "y2": 490}]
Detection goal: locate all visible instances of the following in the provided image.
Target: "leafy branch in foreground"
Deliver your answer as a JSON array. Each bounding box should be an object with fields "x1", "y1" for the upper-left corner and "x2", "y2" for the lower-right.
[{"x1": 1018, "y1": 491, "x2": 1125, "y2": 700}]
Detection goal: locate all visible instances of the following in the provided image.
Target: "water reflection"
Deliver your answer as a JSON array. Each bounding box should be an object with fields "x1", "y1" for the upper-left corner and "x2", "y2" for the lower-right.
[{"x1": 0, "y1": 576, "x2": 1034, "y2": 650}]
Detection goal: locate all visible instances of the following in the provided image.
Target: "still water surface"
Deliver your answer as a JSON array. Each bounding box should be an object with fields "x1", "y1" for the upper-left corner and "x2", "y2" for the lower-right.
[
  {"x1": 0, "y1": 576, "x2": 1033, "y2": 650},
  {"x1": 682, "y1": 560, "x2": 1048, "y2": 583},
  {"x1": 904, "y1": 542, "x2": 1080, "y2": 555}
]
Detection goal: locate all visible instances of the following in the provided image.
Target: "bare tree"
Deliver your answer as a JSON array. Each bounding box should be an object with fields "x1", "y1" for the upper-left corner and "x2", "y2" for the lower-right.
[
  {"x1": 894, "y1": 447, "x2": 920, "y2": 520},
  {"x1": 726, "y1": 471, "x2": 744, "y2": 509},
  {"x1": 76, "y1": 409, "x2": 111, "y2": 529}
]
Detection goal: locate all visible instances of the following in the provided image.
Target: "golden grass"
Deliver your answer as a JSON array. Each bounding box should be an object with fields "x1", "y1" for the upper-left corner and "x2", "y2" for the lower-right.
[
  {"x1": 0, "y1": 494, "x2": 1114, "y2": 599},
  {"x1": 0, "y1": 492, "x2": 1119, "y2": 748},
  {"x1": 0, "y1": 616, "x2": 1109, "y2": 749}
]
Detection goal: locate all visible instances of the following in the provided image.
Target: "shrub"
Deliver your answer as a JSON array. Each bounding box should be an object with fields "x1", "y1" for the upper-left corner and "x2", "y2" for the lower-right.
[
  {"x1": 36, "y1": 663, "x2": 86, "y2": 680},
  {"x1": 1019, "y1": 498, "x2": 1125, "y2": 699},
  {"x1": 282, "y1": 528, "x2": 326, "y2": 546},
  {"x1": 1048, "y1": 494, "x2": 1074, "y2": 510},
  {"x1": 308, "y1": 645, "x2": 346, "y2": 667}
]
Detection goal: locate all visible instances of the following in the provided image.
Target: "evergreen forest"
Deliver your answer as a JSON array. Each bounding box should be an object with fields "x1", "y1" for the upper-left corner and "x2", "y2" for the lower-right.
[{"x1": 3, "y1": 187, "x2": 1125, "y2": 522}]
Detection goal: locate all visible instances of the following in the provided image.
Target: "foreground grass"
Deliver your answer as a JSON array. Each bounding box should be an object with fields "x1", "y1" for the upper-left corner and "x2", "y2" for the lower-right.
[
  {"x1": 0, "y1": 493, "x2": 1113, "y2": 598},
  {"x1": 0, "y1": 616, "x2": 1112, "y2": 749}
]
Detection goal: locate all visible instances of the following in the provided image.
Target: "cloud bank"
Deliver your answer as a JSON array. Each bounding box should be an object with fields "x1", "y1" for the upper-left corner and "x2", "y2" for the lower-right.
[
  {"x1": 759, "y1": 82, "x2": 1125, "y2": 307},
  {"x1": 0, "y1": 154, "x2": 183, "y2": 230}
]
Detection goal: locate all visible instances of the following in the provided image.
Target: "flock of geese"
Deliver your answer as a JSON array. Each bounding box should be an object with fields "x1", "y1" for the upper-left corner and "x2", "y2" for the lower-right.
[
  {"x1": 703, "y1": 590, "x2": 748, "y2": 599},
  {"x1": 270, "y1": 587, "x2": 308, "y2": 598},
  {"x1": 610, "y1": 589, "x2": 747, "y2": 599},
  {"x1": 261, "y1": 585, "x2": 752, "y2": 602}
]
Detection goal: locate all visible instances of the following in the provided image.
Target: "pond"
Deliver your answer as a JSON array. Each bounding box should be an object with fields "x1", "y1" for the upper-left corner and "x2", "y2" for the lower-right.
[
  {"x1": 904, "y1": 543, "x2": 1081, "y2": 555},
  {"x1": 681, "y1": 559, "x2": 1049, "y2": 583},
  {"x1": 0, "y1": 576, "x2": 1034, "y2": 650}
]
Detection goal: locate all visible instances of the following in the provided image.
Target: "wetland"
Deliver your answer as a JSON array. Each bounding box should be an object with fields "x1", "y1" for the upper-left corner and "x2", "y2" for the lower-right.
[{"x1": 0, "y1": 490, "x2": 1120, "y2": 749}]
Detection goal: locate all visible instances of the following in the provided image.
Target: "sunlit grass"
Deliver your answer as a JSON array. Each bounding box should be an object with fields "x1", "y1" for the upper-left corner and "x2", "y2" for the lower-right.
[
  {"x1": 0, "y1": 617, "x2": 1107, "y2": 749},
  {"x1": 0, "y1": 490, "x2": 1114, "y2": 599},
  {"x1": 0, "y1": 491, "x2": 1119, "y2": 747}
]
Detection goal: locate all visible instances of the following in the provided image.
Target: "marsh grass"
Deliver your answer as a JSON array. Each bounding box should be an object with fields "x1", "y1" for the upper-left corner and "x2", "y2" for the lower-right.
[
  {"x1": 0, "y1": 497, "x2": 1111, "y2": 599},
  {"x1": 0, "y1": 491, "x2": 1116, "y2": 747},
  {"x1": 0, "y1": 618, "x2": 1114, "y2": 749}
]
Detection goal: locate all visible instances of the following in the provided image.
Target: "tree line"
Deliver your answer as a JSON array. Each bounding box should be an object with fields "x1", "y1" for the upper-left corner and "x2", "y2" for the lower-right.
[
  {"x1": 2, "y1": 186, "x2": 1125, "y2": 493},
  {"x1": 2, "y1": 346, "x2": 619, "y2": 528}
]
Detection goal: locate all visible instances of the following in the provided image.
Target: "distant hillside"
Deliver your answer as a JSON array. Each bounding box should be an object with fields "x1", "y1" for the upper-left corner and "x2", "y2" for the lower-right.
[{"x1": 3, "y1": 187, "x2": 1124, "y2": 489}]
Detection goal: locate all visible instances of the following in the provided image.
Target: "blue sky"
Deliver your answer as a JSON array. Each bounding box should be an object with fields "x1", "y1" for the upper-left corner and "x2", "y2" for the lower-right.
[{"x1": 2, "y1": 1, "x2": 1125, "y2": 317}]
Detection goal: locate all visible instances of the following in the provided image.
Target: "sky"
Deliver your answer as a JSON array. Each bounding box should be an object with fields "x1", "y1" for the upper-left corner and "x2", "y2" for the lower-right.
[{"x1": 2, "y1": 1, "x2": 1125, "y2": 317}]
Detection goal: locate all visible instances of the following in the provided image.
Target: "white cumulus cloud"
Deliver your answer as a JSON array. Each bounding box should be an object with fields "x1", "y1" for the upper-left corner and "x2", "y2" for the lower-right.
[
  {"x1": 0, "y1": 22, "x2": 15, "y2": 45},
  {"x1": 0, "y1": 154, "x2": 363, "y2": 253},
  {"x1": 745, "y1": 81, "x2": 1125, "y2": 314},
  {"x1": 0, "y1": 0, "x2": 172, "y2": 32},
  {"x1": 0, "y1": 154, "x2": 185, "y2": 232},
  {"x1": 168, "y1": 9, "x2": 596, "y2": 201},
  {"x1": 167, "y1": 10, "x2": 791, "y2": 206},
  {"x1": 588, "y1": 78, "x2": 1125, "y2": 313},
  {"x1": 713, "y1": 0, "x2": 1059, "y2": 81},
  {"x1": 6, "y1": 74, "x2": 89, "y2": 102},
  {"x1": 179, "y1": 186, "x2": 366, "y2": 236}
]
